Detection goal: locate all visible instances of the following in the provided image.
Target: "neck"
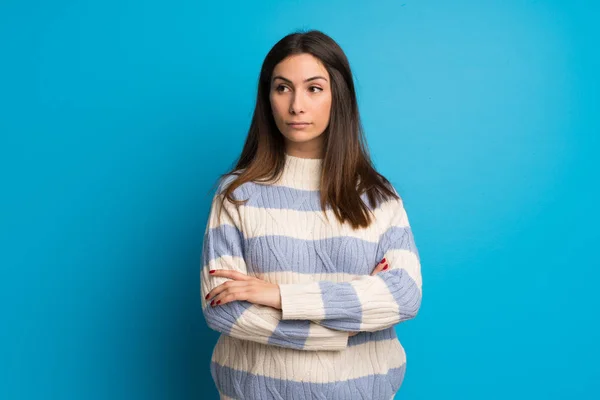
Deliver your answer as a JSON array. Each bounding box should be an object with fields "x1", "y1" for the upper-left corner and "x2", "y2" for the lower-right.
[{"x1": 275, "y1": 153, "x2": 323, "y2": 190}]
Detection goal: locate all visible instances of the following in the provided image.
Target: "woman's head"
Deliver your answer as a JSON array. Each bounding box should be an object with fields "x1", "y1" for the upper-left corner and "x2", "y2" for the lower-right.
[
  {"x1": 217, "y1": 29, "x2": 398, "y2": 229},
  {"x1": 269, "y1": 53, "x2": 332, "y2": 157},
  {"x1": 263, "y1": 31, "x2": 360, "y2": 160}
]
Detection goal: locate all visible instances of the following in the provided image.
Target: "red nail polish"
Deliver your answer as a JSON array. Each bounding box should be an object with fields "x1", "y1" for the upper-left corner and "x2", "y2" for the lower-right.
[
  {"x1": 381, "y1": 258, "x2": 386, "y2": 263},
  {"x1": 383, "y1": 264, "x2": 388, "y2": 270},
  {"x1": 209, "y1": 270, "x2": 215, "y2": 274},
  {"x1": 205, "y1": 294, "x2": 209, "y2": 300},
  {"x1": 210, "y1": 300, "x2": 214, "y2": 305},
  {"x1": 216, "y1": 300, "x2": 221, "y2": 305}
]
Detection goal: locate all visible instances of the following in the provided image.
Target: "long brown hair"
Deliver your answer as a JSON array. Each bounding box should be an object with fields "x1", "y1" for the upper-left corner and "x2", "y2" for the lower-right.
[{"x1": 215, "y1": 29, "x2": 399, "y2": 230}]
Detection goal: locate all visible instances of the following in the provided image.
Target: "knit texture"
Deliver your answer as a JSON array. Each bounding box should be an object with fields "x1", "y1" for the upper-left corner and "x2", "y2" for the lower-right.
[{"x1": 201, "y1": 154, "x2": 422, "y2": 400}]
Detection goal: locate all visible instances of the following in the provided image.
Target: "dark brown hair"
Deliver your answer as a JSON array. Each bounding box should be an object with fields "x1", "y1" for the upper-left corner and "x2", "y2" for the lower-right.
[{"x1": 215, "y1": 29, "x2": 399, "y2": 229}]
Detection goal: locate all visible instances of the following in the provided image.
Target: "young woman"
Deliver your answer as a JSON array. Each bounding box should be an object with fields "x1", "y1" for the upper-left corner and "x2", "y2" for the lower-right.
[{"x1": 200, "y1": 29, "x2": 422, "y2": 400}]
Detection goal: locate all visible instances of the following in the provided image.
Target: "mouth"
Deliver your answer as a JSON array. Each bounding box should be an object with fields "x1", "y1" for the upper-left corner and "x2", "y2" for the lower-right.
[{"x1": 287, "y1": 122, "x2": 311, "y2": 130}]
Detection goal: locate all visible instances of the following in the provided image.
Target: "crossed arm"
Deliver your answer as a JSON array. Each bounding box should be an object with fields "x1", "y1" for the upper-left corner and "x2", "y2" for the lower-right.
[{"x1": 201, "y1": 187, "x2": 422, "y2": 351}]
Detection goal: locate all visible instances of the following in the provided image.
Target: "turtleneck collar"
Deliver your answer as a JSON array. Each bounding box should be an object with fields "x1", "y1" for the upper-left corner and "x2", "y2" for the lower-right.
[{"x1": 274, "y1": 153, "x2": 323, "y2": 190}]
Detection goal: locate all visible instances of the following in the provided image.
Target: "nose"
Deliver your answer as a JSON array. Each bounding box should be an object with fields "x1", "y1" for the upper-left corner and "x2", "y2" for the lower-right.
[{"x1": 289, "y1": 92, "x2": 306, "y2": 114}]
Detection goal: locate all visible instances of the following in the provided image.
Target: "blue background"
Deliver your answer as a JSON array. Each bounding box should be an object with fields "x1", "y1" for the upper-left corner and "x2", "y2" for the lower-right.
[{"x1": 1, "y1": 0, "x2": 598, "y2": 398}]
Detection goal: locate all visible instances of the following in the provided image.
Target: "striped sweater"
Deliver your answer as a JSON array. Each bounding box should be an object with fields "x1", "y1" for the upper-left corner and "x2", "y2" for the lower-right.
[{"x1": 200, "y1": 154, "x2": 422, "y2": 400}]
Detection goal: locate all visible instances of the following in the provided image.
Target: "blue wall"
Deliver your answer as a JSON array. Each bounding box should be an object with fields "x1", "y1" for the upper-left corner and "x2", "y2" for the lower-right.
[{"x1": 1, "y1": 0, "x2": 598, "y2": 398}]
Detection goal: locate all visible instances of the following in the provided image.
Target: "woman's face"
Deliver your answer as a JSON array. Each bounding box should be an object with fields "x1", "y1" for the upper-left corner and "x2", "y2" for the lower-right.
[{"x1": 269, "y1": 53, "x2": 332, "y2": 155}]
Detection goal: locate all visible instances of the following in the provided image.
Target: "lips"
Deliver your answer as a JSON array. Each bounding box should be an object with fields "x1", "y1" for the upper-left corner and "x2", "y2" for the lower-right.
[{"x1": 287, "y1": 122, "x2": 311, "y2": 130}]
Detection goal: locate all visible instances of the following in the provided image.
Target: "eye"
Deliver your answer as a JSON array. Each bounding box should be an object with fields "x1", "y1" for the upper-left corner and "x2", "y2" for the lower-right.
[
  {"x1": 275, "y1": 85, "x2": 290, "y2": 93},
  {"x1": 309, "y1": 86, "x2": 323, "y2": 93}
]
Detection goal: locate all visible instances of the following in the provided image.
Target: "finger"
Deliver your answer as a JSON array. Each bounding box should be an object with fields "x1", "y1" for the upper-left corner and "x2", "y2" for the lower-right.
[
  {"x1": 210, "y1": 286, "x2": 250, "y2": 307},
  {"x1": 205, "y1": 280, "x2": 248, "y2": 301},
  {"x1": 351, "y1": 257, "x2": 388, "y2": 281},
  {"x1": 370, "y1": 264, "x2": 382, "y2": 276},
  {"x1": 371, "y1": 257, "x2": 389, "y2": 276},
  {"x1": 208, "y1": 269, "x2": 254, "y2": 281}
]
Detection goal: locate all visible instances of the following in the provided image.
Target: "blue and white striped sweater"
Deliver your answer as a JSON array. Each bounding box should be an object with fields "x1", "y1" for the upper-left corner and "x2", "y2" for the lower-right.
[{"x1": 201, "y1": 154, "x2": 422, "y2": 400}]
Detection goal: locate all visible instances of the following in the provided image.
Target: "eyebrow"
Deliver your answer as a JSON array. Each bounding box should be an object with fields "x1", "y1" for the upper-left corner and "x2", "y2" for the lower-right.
[{"x1": 272, "y1": 75, "x2": 328, "y2": 84}]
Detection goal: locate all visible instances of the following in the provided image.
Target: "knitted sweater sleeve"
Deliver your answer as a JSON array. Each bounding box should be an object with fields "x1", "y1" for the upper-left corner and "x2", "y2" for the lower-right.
[
  {"x1": 278, "y1": 196, "x2": 422, "y2": 332},
  {"x1": 200, "y1": 178, "x2": 349, "y2": 351}
]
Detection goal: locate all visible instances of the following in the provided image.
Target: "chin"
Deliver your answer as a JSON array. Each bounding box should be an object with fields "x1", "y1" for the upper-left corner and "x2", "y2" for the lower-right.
[{"x1": 281, "y1": 130, "x2": 323, "y2": 143}]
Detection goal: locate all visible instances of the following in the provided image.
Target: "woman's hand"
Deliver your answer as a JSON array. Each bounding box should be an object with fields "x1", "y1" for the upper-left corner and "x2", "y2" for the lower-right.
[
  {"x1": 348, "y1": 257, "x2": 389, "y2": 337},
  {"x1": 369, "y1": 257, "x2": 389, "y2": 276},
  {"x1": 205, "y1": 270, "x2": 282, "y2": 310}
]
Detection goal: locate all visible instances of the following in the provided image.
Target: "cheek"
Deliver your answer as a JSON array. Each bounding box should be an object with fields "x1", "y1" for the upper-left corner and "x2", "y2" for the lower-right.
[
  {"x1": 270, "y1": 96, "x2": 286, "y2": 121},
  {"x1": 315, "y1": 96, "x2": 332, "y2": 124}
]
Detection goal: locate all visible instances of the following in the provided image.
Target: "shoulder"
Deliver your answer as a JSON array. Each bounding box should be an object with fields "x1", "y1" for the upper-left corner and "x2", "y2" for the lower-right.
[
  {"x1": 363, "y1": 179, "x2": 404, "y2": 211},
  {"x1": 216, "y1": 173, "x2": 239, "y2": 194},
  {"x1": 216, "y1": 169, "x2": 258, "y2": 201},
  {"x1": 370, "y1": 181, "x2": 410, "y2": 232}
]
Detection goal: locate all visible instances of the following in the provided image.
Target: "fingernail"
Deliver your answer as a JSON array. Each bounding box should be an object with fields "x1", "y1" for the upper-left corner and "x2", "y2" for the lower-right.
[
  {"x1": 381, "y1": 258, "x2": 386, "y2": 263},
  {"x1": 209, "y1": 270, "x2": 215, "y2": 274},
  {"x1": 216, "y1": 300, "x2": 221, "y2": 305},
  {"x1": 205, "y1": 294, "x2": 209, "y2": 300},
  {"x1": 383, "y1": 264, "x2": 388, "y2": 270},
  {"x1": 210, "y1": 300, "x2": 215, "y2": 306}
]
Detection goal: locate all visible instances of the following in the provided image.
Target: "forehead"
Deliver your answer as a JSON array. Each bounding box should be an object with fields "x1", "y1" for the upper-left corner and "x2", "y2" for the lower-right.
[{"x1": 272, "y1": 53, "x2": 329, "y2": 81}]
